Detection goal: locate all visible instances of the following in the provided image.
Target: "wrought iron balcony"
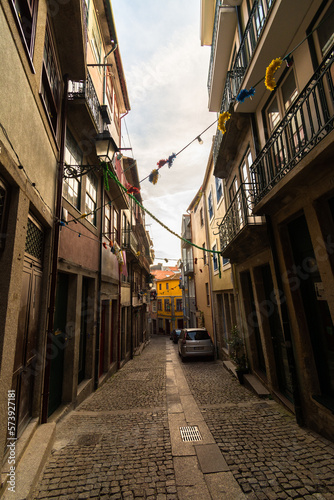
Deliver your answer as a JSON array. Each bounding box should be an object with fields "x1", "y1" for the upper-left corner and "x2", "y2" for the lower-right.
[
  {"x1": 68, "y1": 73, "x2": 102, "y2": 132},
  {"x1": 122, "y1": 229, "x2": 139, "y2": 255},
  {"x1": 182, "y1": 227, "x2": 192, "y2": 242},
  {"x1": 184, "y1": 261, "x2": 194, "y2": 275},
  {"x1": 251, "y1": 49, "x2": 334, "y2": 205},
  {"x1": 207, "y1": 0, "x2": 224, "y2": 97},
  {"x1": 208, "y1": 0, "x2": 274, "y2": 101},
  {"x1": 233, "y1": 0, "x2": 274, "y2": 90},
  {"x1": 218, "y1": 183, "x2": 265, "y2": 256},
  {"x1": 212, "y1": 0, "x2": 274, "y2": 169}
]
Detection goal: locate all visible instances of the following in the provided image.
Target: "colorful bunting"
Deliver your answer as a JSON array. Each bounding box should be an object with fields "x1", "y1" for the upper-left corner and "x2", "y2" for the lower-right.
[
  {"x1": 236, "y1": 87, "x2": 256, "y2": 103},
  {"x1": 149, "y1": 169, "x2": 159, "y2": 184},
  {"x1": 265, "y1": 57, "x2": 282, "y2": 91},
  {"x1": 218, "y1": 111, "x2": 231, "y2": 134}
]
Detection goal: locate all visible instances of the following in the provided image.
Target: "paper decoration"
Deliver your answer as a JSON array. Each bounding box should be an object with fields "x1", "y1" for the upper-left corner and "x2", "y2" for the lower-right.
[
  {"x1": 149, "y1": 169, "x2": 159, "y2": 184},
  {"x1": 265, "y1": 57, "x2": 282, "y2": 91},
  {"x1": 218, "y1": 112, "x2": 231, "y2": 134},
  {"x1": 237, "y1": 87, "x2": 256, "y2": 103}
]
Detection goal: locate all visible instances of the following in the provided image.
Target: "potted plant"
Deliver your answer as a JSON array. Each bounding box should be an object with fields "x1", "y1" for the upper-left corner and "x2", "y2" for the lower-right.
[{"x1": 227, "y1": 325, "x2": 249, "y2": 383}]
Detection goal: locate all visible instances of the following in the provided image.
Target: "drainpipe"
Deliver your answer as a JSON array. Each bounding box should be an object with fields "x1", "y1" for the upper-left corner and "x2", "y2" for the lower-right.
[
  {"x1": 202, "y1": 192, "x2": 218, "y2": 357},
  {"x1": 42, "y1": 74, "x2": 69, "y2": 423},
  {"x1": 103, "y1": 42, "x2": 118, "y2": 106},
  {"x1": 94, "y1": 177, "x2": 103, "y2": 390},
  {"x1": 117, "y1": 262, "x2": 121, "y2": 369},
  {"x1": 265, "y1": 215, "x2": 304, "y2": 426},
  {"x1": 130, "y1": 260, "x2": 133, "y2": 359}
]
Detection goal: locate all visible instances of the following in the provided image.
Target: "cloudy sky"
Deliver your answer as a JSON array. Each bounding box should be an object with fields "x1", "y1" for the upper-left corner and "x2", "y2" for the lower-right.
[{"x1": 111, "y1": 0, "x2": 216, "y2": 264}]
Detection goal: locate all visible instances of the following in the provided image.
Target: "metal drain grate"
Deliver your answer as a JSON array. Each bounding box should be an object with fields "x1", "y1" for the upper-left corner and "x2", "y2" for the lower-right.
[{"x1": 180, "y1": 426, "x2": 202, "y2": 442}]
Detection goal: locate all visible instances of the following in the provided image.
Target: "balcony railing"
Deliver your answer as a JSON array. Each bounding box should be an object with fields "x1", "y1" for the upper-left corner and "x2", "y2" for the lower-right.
[
  {"x1": 184, "y1": 261, "x2": 194, "y2": 274},
  {"x1": 233, "y1": 0, "x2": 274, "y2": 92},
  {"x1": 251, "y1": 49, "x2": 334, "y2": 205},
  {"x1": 207, "y1": 0, "x2": 223, "y2": 96},
  {"x1": 208, "y1": 0, "x2": 274, "y2": 99},
  {"x1": 68, "y1": 73, "x2": 102, "y2": 132},
  {"x1": 182, "y1": 227, "x2": 192, "y2": 241},
  {"x1": 218, "y1": 183, "x2": 264, "y2": 252},
  {"x1": 122, "y1": 229, "x2": 139, "y2": 255}
]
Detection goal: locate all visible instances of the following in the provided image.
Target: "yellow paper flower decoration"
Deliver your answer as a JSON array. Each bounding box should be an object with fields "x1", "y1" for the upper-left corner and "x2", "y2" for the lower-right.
[
  {"x1": 218, "y1": 111, "x2": 231, "y2": 134},
  {"x1": 265, "y1": 57, "x2": 282, "y2": 91}
]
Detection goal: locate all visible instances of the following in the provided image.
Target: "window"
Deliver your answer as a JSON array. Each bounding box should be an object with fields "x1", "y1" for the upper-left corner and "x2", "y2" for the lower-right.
[
  {"x1": 215, "y1": 177, "x2": 223, "y2": 204},
  {"x1": 11, "y1": 0, "x2": 38, "y2": 59},
  {"x1": 159, "y1": 283, "x2": 162, "y2": 290},
  {"x1": 203, "y1": 243, "x2": 207, "y2": 265},
  {"x1": 104, "y1": 203, "x2": 111, "y2": 239},
  {"x1": 41, "y1": 22, "x2": 60, "y2": 135},
  {"x1": 157, "y1": 300, "x2": 162, "y2": 311},
  {"x1": 212, "y1": 243, "x2": 219, "y2": 272},
  {"x1": 223, "y1": 257, "x2": 230, "y2": 266},
  {"x1": 267, "y1": 98, "x2": 280, "y2": 132},
  {"x1": 0, "y1": 177, "x2": 8, "y2": 252},
  {"x1": 85, "y1": 173, "x2": 97, "y2": 226},
  {"x1": 166, "y1": 283, "x2": 169, "y2": 291},
  {"x1": 265, "y1": 69, "x2": 302, "y2": 159},
  {"x1": 208, "y1": 192, "x2": 213, "y2": 220},
  {"x1": 164, "y1": 299, "x2": 170, "y2": 312},
  {"x1": 176, "y1": 299, "x2": 183, "y2": 312},
  {"x1": 314, "y1": 2, "x2": 334, "y2": 57},
  {"x1": 206, "y1": 283, "x2": 210, "y2": 306},
  {"x1": 63, "y1": 131, "x2": 82, "y2": 209},
  {"x1": 200, "y1": 208, "x2": 204, "y2": 227},
  {"x1": 91, "y1": 11, "x2": 102, "y2": 67},
  {"x1": 113, "y1": 208, "x2": 119, "y2": 243}
]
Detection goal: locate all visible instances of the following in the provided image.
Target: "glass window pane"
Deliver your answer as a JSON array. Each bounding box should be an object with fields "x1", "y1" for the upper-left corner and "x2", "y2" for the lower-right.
[{"x1": 282, "y1": 71, "x2": 298, "y2": 110}]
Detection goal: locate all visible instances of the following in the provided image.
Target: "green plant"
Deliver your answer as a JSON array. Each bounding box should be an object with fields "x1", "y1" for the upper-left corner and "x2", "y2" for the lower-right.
[{"x1": 227, "y1": 325, "x2": 248, "y2": 370}]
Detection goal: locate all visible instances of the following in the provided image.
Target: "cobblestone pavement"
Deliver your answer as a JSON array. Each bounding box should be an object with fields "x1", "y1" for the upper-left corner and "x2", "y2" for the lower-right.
[
  {"x1": 32, "y1": 336, "x2": 334, "y2": 500},
  {"x1": 176, "y1": 343, "x2": 334, "y2": 500},
  {"x1": 33, "y1": 336, "x2": 177, "y2": 500}
]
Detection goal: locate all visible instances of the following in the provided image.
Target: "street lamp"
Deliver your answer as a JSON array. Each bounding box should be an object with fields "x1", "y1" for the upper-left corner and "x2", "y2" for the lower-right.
[
  {"x1": 63, "y1": 130, "x2": 119, "y2": 178},
  {"x1": 95, "y1": 130, "x2": 119, "y2": 162}
]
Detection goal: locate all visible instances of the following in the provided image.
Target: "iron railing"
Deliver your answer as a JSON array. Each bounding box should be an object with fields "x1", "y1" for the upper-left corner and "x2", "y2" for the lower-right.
[
  {"x1": 122, "y1": 229, "x2": 139, "y2": 255},
  {"x1": 208, "y1": 0, "x2": 274, "y2": 98},
  {"x1": 182, "y1": 227, "x2": 192, "y2": 241},
  {"x1": 68, "y1": 73, "x2": 102, "y2": 132},
  {"x1": 218, "y1": 183, "x2": 265, "y2": 252},
  {"x1": 184, "y1": 261, "x2": 194, "y2": 274},
  {"x1": 211, "y1": 0, "x2": 275, "y2": 168},
  {"x1": 251, "y1": 49, "x2": 334, "y2": 204},
  {"x1": 233, "y1": 0, "x2": 274, "y2": 89},
  {"x1": 207, "y1": 0, "x2": 223, "y2": 96}
]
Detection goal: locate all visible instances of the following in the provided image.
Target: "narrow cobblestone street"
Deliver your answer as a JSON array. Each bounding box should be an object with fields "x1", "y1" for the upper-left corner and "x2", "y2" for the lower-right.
[{"x1": 32, "y1": 335, "x2": 334, "y2": 500}]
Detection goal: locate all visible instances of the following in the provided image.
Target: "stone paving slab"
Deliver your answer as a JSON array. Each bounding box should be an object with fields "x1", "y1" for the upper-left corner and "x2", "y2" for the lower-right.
[{"x1": 194, "y1": 443, "x2": 229, "y2": 473}]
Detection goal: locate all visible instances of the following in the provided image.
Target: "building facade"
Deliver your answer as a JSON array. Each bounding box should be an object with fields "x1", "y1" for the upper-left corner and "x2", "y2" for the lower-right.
[
  {"x1": 152, "y1": 268, "x2": 183, "y2": 336},
  {"x1": 0, "y1": 0, "x2": 86, "y2": 457},
  {"x1": 0, "y1": 0, "x2": 154, "y2": 478},
  {"x1": 202, "y1": 0, "x2": 334, "y2": 439}
]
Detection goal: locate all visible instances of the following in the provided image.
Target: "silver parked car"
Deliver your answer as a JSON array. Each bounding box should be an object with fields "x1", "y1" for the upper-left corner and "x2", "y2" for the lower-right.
[{"x1": 178, "y1": 328, "x2": 214, "y2": 361}]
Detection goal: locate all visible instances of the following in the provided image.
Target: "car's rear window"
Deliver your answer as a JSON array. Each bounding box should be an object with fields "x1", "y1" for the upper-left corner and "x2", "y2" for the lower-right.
[{"x1": 185, "y1": 331, "x2": 211, "y2": 341}]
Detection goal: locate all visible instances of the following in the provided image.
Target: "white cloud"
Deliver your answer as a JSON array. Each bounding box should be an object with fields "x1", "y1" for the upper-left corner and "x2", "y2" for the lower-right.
[{"x1": 112, "y1": 0, "x2": 216, "y2": 262}]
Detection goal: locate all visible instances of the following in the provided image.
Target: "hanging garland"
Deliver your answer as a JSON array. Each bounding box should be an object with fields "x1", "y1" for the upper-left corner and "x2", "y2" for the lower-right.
[
  {"x1": 265, "y1": 57, "x2": 282, "y2": 91},
  {"x1": 218, "y1": 111, "x2": 231, "y2": 134},
  {"x1": 149, "y1": 169, "x2": 159, "y2": 184},
  {"x1": 236, "y1": 87, "x2": 256, "y2": 103}
]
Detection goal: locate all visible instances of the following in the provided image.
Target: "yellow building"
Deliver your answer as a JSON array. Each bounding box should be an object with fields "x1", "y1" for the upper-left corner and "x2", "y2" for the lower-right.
[{"x1": 152, "y1": 268, "x2": 184, "y2": 335}]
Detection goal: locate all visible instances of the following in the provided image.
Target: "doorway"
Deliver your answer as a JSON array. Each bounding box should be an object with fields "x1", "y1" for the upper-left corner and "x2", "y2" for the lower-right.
[
  {"x1": 48, "y1": 272, "x2": 68, "y2": 416},
  {"x1": 12, "y1": 216, "x2": 44, "y2": 436},
  {"x1": 288, "y1": 214, "x2": 334, "y2": 398}
]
